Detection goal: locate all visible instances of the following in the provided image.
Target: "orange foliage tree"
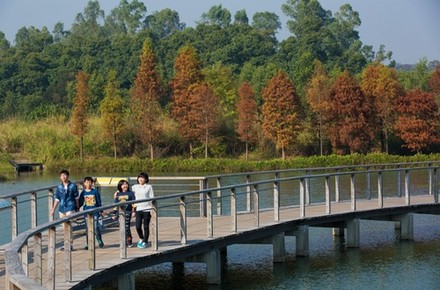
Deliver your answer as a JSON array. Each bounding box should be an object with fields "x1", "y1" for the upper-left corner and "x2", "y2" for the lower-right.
[
  {"x1": 428, "y1": 64, "x2": 440, "y2": 102},
  {"x1": 306, "y1": 61, "x2": 331, "y2": 155},
  {"x1": 170, "y1": 45, "x2": 204, "y2": 157},
  {"x1": 325, "y1": 71, "x2": 375, "y2": 154},
  {"x1": 70, "y1": 71, "x2": 90, "y2": 161},
  {"x1": 361, "y1": 63, "x2": 402, "y2": 153},
  {"x1": 130, "y1": 38, "x2": 163, "y2": 160},
  {"x1": 236, "y1": 82, "x2": 259, "y2": 160},
  {"x1": 394, "y1": 89, "x2": 439, "y2": 153},
  {"x1": 261, "y1": 71, "x2": 300, "y2": 159}
]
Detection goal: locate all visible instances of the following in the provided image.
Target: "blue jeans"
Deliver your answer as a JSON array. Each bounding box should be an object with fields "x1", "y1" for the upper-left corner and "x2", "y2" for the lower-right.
[{"x1": 85, "y1": 215, "x2": 102, "y2": 243}]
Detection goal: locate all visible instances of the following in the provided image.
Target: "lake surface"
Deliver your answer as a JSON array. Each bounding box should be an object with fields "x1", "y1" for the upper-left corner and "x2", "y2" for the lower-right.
[{"x1": 2, "y1": 170, "x2": 440, "y2": 290}]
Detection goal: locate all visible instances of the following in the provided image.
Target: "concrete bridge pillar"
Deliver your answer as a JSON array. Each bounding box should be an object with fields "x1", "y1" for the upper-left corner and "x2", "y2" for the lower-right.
[
  {"x1": 205, "y1": 249, "x2": 221, "y2": 284},
  {"x1": 398, "y1": 213, "x2": 414, "y2": 240},
  {"x1": 272, "y1": 233, "x2": 286, "y2": 262},
  {"x1": 294, "y1": 225, "x2": 309, "y2": 256},
  {"x1": 346, "y1": 219, "x2": 360, "y2": 248},
  {"x1": 117, "y1": 272, "x2": 135, "y2": 289},
  {"x1": 332, "y1": 227, "x2": 345, "y2": 237}
]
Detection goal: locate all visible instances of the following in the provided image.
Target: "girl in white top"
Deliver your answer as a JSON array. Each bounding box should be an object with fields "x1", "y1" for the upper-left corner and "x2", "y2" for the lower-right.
[{"x1": 132, "y1": 172, "x2": 154, "y2": 248}]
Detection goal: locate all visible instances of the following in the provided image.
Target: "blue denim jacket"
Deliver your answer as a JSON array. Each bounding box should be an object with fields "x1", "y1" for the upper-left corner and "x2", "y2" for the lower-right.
[{"x1": 55, "y1": 181, "x2": 79, "y2": 213}]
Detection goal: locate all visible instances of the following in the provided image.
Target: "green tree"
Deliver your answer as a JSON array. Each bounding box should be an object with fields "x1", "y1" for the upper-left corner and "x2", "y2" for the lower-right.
[
  {"x1": 199, "y1": 5, "x2": 231, "y2": 28},
  {"x1": 104, "y1": 0, "x2": 147, "y2": 35},
  {"x1": 100, "y1": 70, "x2": 125, "y2": 158},
  {"x1": 261, "y1": 70, "x2": 300, "y2": 159},
  {"x1": 70, "y1": 71, "x2": 90, "y2": 161},
  {"x1": 130, "y1": 38, "x2": 163, "y2": 160},
  {"x1": 144, "y1": 8, "x2": 185, "y2": 39}
]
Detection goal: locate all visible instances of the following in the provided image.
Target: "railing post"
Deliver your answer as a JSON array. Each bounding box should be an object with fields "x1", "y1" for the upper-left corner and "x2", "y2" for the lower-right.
[
  {"x1": 48, "y1": 189, "x2": 54, "y2": 221},
  {"x1": 207, "y1": 191, "x2": 213, "y2": 238},
  {"x1": 397, "y1": 166, "x2": 402, "y2": 197},
  {"x1": 216, "y1": 177, "x2": 222, "y2": 215},
  {"x1": 230, "y1": 188, "x2": 237, "y2": 232},
  {"x1": 11, "y1": 196, "x2": 17, "y2": 239},
  {"x1": 64, "y1": 220, "x2": 72, "y2": 282},
  {"x1": 274, "y1": 172, "x2": 280, "y2": 222},
  {"x1": 305, "y1": 170, "x2": 310, "y2": 205},
  {"x1": 325, "y1": 176, "x2": 331, "y2": 214},
  {"x1": 300, "y1": 178, "x2": 305, "y2": 218},
  {"x1": 350, "y1": 173, "x2": 356, "y2": 211},
  {"x1": 378, "y1": 171, "x2": 383, "y2": 208},
  {"x1": 151, "y1": 200, "x2": 158, "y2": 251},
  {"x1": 87, "y1": 212, "x2": 95, "y2": 271},
  {"x1": 21, "y1": 241, "x2": 28, "y2": 276},
  {"x1": 180, "y1": 196, "x2": 187, "y2": 245},
  {"x1": 246, "y1": 174, "x2": 252, "y2": 212},
  {"x1": 366, "y1": 167, "x2": 371, "y2": 200},
  {"x1": 434, "y1": 168, "x2": 439, "y2": 203},
  {"x1": 253, "y1": 184, "x2": 259, "y2": 227},
  {"x1": 34, "y1": 232, "x2": 43, "y2": 285},
  {"x1": 405, "y1": 170, "x2": 410, "y2": 205},
  {"x1": 199, "y1": 179, "x2": 207, "y2": 217},
  {"x1": 429, "y1": 163, "x2": 433, "y2": 195},
  {"x1": 31, "y1": 192, "x2": 37, "y2": 228},
  {"x1": 47, "y1": 226, "x2": 56, "y2": 290},
  {"x1": 119, "y1": 205, "x2": 127, "y2": 259},
  {"x1": 335, "y1": 170, "x2": 340, "y2": 202}
]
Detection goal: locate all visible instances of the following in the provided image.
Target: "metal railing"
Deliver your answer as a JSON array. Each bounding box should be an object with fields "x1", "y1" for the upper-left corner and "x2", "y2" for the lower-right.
[{"x1": 4, "y1": 162, "x2": 440, "y2": 289}]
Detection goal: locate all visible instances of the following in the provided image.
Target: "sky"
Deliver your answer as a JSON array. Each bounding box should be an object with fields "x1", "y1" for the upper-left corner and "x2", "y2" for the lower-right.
[{"x1": 0, "y1": 0, "x2": 439, "y2": 64}]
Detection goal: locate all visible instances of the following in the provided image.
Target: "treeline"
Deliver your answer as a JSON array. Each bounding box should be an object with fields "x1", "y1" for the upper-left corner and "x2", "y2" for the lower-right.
[{"x1": 0, "y1": 0, "x2": 439, "y2": 161}]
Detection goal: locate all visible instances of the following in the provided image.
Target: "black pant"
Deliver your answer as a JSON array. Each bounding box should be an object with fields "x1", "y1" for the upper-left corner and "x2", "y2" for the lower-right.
[{"x1": 135, "y1": 211, "x2": 151, "y2": 243}]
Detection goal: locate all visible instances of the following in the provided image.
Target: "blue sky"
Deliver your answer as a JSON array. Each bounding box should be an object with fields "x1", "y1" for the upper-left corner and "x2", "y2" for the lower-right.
[{"x1": 0, "y1": 0, "x2": 438, "y2": 64}]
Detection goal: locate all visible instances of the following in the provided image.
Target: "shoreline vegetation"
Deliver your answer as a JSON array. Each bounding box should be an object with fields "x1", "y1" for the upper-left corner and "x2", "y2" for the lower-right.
[{"x1": 2, "y1": 153, "x2": 440, "y2": 180}]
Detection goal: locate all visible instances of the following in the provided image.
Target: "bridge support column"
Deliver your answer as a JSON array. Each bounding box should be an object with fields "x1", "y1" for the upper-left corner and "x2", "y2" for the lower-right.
[
  {"x1": 398, "y1": 213, "x2": 414, "y2": 240},
  {"x1": 205, "y1": 249, "x2": 221, "y2": 284},
  {"x1": 332, "y1": 227, "x2": 344, "y2": 237},
  {"x1": 272, "y1": 233, "x2": 286, "y2": 262},
  {"x1": 117, "y1": 272, "x2": 135, "y2": 289},
  {"x1": 294, "y1": 225, "x2": 309, "y2": 256},
  {"x1": 346, "y1": 219, "x2": 360, "y2": 248}
]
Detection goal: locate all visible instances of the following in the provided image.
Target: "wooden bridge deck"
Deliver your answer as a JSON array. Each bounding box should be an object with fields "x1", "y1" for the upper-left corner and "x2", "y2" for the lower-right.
[{"x1": 2, "y1": 194, "x2": 437, "y2": 290}]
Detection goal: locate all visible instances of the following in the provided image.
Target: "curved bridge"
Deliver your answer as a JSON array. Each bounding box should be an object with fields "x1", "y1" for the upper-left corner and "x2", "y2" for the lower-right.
[{"x1": 3, "y1": 162, "x2": 440, "y2": 289}]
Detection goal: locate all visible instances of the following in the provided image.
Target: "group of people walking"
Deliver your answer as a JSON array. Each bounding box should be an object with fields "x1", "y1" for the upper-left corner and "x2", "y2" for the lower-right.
[{"x1": 49, "y1": 170, "x2": 154, "y2": 251}]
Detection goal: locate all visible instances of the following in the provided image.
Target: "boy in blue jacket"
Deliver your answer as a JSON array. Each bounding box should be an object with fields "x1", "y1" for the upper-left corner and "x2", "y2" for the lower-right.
[{"x1": 79, "y1": 176, "x2": 104, "y2": 249}]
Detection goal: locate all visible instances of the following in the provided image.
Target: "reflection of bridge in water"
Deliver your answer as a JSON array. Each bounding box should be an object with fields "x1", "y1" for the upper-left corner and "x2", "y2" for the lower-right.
[{"x1": 3, "y1": 162, "x2": 440, "y2": 289}]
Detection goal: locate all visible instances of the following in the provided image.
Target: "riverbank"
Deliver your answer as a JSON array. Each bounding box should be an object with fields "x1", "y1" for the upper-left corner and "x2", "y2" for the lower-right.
[{"x1": 2, "y1": 153, "x2": 440, "y2": 180}]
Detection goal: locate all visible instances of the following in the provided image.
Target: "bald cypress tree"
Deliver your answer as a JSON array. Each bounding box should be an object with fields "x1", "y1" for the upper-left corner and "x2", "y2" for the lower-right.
[
  {"x1": 130, "y1": 38, "x2": 163, "y2": 160},
  {"x1": 70, "y1": 71, "x2": 90, "y2": 161}
]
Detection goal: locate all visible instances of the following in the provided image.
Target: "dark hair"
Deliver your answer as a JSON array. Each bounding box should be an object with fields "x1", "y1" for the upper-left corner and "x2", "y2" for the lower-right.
[
  {"x1": 83, "y1": 176, "x2": 94, "y2": 183},
  {"x1": 117, "y1": 179, "x2": 130, "y2": 192},
  {"x1": 60, "y1": 169, "x2": 70, "y2": 176},
  {"x1": 137, "y1": 172, "x2": 149, "y2": 183}
]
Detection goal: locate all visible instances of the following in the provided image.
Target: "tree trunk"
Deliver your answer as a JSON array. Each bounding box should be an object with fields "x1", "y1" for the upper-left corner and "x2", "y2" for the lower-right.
[
  {"x1": 281, "y1": 147, "x2": 285, "y2": 160},
  {"x1": 149, "y1": 143, "x2": 154, "y2": 161},
  {"x1": 80, "y1": 137, "x2": 83, "y2": 162},
  {"x1": 113, "y1": 133, "x2": 117, "y2": 158},
  {"x1": 189, "y1": 143, "x2": 193, "y2": 159},
  {"x1": 245, "y1": 141, "x2": 249, "y2": 161},
  {"x1": 205, "y1": 135, "x2": 208, "y2": 159}
]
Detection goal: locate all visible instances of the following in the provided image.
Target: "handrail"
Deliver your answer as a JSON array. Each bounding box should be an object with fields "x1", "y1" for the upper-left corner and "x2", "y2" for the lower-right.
[{"x1": 4, "y1": 162, "x2": 440, "y2": 289}]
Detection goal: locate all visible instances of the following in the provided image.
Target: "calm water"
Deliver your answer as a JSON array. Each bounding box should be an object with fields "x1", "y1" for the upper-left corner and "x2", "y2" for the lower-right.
[{"x1": 2, "y1": 171, "x2": 440, "y2": 290}]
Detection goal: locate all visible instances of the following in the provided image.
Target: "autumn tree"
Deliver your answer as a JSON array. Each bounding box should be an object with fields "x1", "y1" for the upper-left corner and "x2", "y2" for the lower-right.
[
  {"x1": 130, "y1": 38, "x2": 163, "y2": 160},
  {"x1": 394, "y1": 89, "x2": 439, "y2": 153},
  {"x1": 190, "y1": 82, "x2": 221, "y2": 158},
  {"x1": 261, "y1": 71, "x2": 300, "y2": 159},
  {"x1": 428, "y1": 64, "x2": 440, "y2": 103},
  {"x1": 361, "y1": 63, "x2": 403, "y2": 153},
  {"x1": 70, "y1": 71, "x2": 90, "y2": 161},
  {"x1": 236, "y1": 82, "x2": 259, "y2": 160},
  {"x1": 306, "y1": 61, "x2": 331, "y2": 155},
  {"x1": 100, "y1": 70, "x2": 125, "y2": 158},
  {"x1": 170, "y1": 45, "x2": 204, "y2": 157},
  {"x1": 325, "y1": 71, "x2": 375, "y2": 154}
]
